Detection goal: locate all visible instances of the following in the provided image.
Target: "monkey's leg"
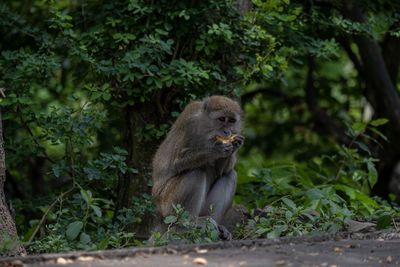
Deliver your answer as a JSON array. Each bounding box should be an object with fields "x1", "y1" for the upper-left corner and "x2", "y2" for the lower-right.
[
  {"x1": 196, "y1": 170, "x2": 237, "y2": 240},
  {"x1": 201, "y1": 170, "x2": 237, "y2": 223},
  {"x1": 152, "y1": 169, "x2": 207, "y2": 236},
  {"x1": 149, "y1": 169, "x2": 207, "y2": 244},
  {"x1": 162, "y1": 169, "x2": 207, "y2": 217}
]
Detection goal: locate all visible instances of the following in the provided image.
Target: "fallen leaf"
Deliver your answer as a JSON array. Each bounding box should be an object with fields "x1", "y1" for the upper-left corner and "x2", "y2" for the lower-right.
[
  {"x1": 77, "y1": 256, "x2": 94, "y2": 261},
  {"x1": 274, "y1": 260, "x2": 286, "y2": 266},
  {"x1": 195, "y1": 248, "x2": 208, "y2": 254},
  {"x1": 56, "y1": 257, "x2": 73, "y2": 264},
  {"x1": 193, "y1": 257, "x2": 208, "y2": 265},
  {"x1": 333, "y1": 247, "x2": 343, "y2": 253}
]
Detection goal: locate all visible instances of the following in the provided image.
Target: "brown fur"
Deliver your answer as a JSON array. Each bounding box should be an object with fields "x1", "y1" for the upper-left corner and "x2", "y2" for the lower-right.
[{"x1": 151, "y1": 95, "x2": 244, "y2": 239}]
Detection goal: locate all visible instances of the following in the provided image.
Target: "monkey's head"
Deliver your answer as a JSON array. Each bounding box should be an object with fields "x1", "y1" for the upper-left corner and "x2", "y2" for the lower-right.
[{"x1": 202, "y1": 95, "x2": 242, "y2": 138}]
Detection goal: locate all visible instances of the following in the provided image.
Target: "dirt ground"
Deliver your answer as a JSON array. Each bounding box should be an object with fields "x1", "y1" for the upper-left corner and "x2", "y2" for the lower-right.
[{"x1": 2, "y1": 231, "x2": 400, "y2": 267}]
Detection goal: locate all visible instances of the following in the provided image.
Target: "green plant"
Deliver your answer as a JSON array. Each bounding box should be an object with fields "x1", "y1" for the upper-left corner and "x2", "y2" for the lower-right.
[
  {"x1": 26, "y1": 189, "x2": 154, "y2": 252},
  {"x1": 235, "y1": 119, "x2": 400, "y2": 239},
  {"x1": 151, "y1": 204, "x2": 220, "y2": 246}
]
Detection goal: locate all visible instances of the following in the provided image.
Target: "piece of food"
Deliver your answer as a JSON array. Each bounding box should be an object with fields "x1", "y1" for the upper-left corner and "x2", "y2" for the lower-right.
[{"x1": 216, "y1": 134, "x2": 238, "y2": 144}]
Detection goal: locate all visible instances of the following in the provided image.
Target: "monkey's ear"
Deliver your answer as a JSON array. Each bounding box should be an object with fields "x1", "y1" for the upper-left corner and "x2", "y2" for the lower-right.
[{"x1": 202, "y1": 97, "x2": 211, "y2": 112}]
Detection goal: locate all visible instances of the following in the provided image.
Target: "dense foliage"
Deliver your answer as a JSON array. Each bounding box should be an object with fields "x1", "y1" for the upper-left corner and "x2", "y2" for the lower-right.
[{"x1": 0, "y1": 0, "x2": 400, "y2": 254}]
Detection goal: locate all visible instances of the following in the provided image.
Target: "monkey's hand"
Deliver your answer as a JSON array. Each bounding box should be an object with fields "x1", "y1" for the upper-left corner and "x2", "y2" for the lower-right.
[
  {"x1": 232, "y1": 134, "x2": 245, "y2": 150},
  {"x1": 207, "y1": 217, "x2": 233, "y2": 241},
  {"x1": 214, "y1": 139, "x2": 234, "y2": 158},
  {"x1": 217, "y1": 224, "x2": 232, "y2": 241}
]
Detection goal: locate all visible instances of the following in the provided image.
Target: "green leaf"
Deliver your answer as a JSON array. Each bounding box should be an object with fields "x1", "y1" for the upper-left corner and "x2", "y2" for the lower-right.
[
  {"x1": 80, "y1": 189, "x2": 92, "y2": 204},
  {"x1": 306, "y1": 188, "x2": 324, "y2": 200},
  {"x1": 370, "y1": 118, "x2": 389, "y2": 127},
  {"x1": 90, "y1": 205, "x2": 102, "y2": 217},
  {"x1": 128, "y1": 168, "x2": 139, "y2": 174},
  {"x1": 351, "y1": 122, "x2": 367, "y2": 133},
  {"x1": 366, "y1": 159, "x2": 378, "y2": 188},
  {"x1": 52, "y1": 164, "x2": 64, "y2": 178},
  {"x1": 80, "y1": 232, "x2": 91, "y2": 244},
  {"x1": 66, "y1": 221, "x2": 83, "y2": 240},
  {"x1": 164, "y1": 215, "x2": 177, "y2": 224},
  {"x1": 368, "y1": 127, "x2": 389, "y2": 142},
  {"x1": 355, "y1": 192, "x2": 379, "y2": 214},
  {"x1": 376, "y1": 215, "x2": 392, "y2": 230},
  {"x1": 267, "y1": 225, "x2": 287, "y2": 239},
  {"x1": 210, "y1": 229, "x2": 219, "y2": 241},
  {"x1": 254, "y1": 227, "x2": 268, "y2": 236},
  {"x1": 98, "y1": 238, "x2": 109, "y2": 250},
  {"x1": 334, "y1": 184, "x2": 356, "y2": 199},
  {"x1": 354, "y1": 141, "x2": 371, "y2": 155},
  {"x1": 282, "y1": 197, "x2": 296, "y2": 211}
]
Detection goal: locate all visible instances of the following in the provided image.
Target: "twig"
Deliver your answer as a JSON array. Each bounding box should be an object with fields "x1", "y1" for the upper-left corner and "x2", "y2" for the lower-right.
[
  {"x1": 0, "y1": 88, "x2": 6, "y2": 98},
  {"x1": 27, "y1": 186, "x2": 76, "y2": 245},
  {"x1": 171, "y1": 38, "x2": 180, "y2": 63},
  {"x1": 393, "y1": 217, "x2": 399, "y2": 231},
  {"x1": 17, "y1": 107, "x2": 56, "y2": 164},
  {"x1": 334, "y1": 134, "x2": 359, "y2": 181}
]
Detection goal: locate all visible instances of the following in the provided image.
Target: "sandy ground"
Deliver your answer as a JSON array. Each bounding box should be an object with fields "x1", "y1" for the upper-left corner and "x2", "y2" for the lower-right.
[{"x1": 2, "y1": 232, "x2": 400, "y2": 267}]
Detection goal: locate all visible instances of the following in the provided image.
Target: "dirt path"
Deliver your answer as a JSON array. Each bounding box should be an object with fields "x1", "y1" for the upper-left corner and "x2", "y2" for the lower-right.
[{"x1": 2, "y1": 233, "x2": 400, "y2": 267}]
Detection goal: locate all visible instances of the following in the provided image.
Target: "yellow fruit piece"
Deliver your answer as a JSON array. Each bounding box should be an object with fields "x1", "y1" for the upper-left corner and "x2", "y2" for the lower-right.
[{"x1": 216, "y1": 134, "x2": 237, "y2": 144}]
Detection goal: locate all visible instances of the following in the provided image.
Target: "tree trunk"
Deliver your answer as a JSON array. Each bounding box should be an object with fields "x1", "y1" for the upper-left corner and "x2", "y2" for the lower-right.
[
  {"x1": 0, "y1": 109, "x2": 26, "y2": 256},
  {"x1": 342, "y1": 1, "x2": 400, "y2": 198},
  {"x1": 114, "y1": 101, "x2": 163, "y2": 239},
  {"x1": 236, "y1": 0, "x2": 252, "y2": 15}
]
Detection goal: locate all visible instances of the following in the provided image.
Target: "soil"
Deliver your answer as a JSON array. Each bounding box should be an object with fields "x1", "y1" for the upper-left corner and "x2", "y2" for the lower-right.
[{"x1": 1, "y1": 231, "x2": 400, "y2": 267}]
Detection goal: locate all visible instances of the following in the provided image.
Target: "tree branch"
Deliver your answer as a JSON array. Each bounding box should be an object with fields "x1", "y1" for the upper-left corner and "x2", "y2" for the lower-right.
[
  {"x1": 382, "y1": 19, "x2": 400, "y2": 85},
  {"x1": 27, "y1": 186, "x2": 76, "y2": 245},
  {"x1": 342, "y1": 1, "x2": 400, "y2": 135},
  {"x1": 339, "y1": 37, "x2": 380, "y2": 110},
  {"x1": 17, "y1": 108, "x2": 55, "y2": 164}
]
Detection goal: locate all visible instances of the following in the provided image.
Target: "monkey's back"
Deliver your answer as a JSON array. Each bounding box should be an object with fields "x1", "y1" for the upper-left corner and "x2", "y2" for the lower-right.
[{"x1": 151, "y1": 100, "x2": 203, "y2": 195}]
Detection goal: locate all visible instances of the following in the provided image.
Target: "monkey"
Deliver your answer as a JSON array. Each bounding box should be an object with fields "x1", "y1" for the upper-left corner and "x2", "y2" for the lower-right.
[{"x1": 151, "y1": 95, "x2": 244, "y2": 240}]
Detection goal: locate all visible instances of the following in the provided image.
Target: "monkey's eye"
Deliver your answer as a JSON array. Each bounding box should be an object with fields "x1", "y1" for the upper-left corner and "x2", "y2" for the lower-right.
[
  {"x1": 228, "y1": 118, "x2": 236, "y2": 123},
  {"x1": 218, "y1": 117, "x2": 226, "y2": 122}
]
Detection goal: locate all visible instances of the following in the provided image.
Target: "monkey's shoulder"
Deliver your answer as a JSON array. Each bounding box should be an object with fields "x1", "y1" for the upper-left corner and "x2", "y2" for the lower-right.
[
  {"x1": 181, "y1": 100, "x2": 203, "y2": 115},
  {"x1": 172, "y1": 101, "x2": 203, "y2": 130}
]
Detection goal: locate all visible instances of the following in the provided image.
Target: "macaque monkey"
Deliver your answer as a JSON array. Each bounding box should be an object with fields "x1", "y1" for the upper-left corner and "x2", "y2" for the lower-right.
[{"x1": 151, "y1": 95, "x2": 244, "y2": 239}]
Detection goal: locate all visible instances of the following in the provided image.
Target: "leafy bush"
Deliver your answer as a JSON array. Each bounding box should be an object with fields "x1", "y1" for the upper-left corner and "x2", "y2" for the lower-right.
[
  {"x1": 235, "y1": 119, "x2": 400, "y2": 239},
  {"x1": 151, "y1": 204, "x2": 221, "y2": 246},
  {"x1": 26, "y1": 190, "x2": 153, "y2": 253}
]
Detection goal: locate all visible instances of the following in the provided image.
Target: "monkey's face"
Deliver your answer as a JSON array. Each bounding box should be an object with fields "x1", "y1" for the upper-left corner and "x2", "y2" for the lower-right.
[
  {"x1": 200, "y1": 96, "x2": 242, "y2": 140},
  {"x1": 208, "y1": 110, "x2": 241, "y2": 138}
]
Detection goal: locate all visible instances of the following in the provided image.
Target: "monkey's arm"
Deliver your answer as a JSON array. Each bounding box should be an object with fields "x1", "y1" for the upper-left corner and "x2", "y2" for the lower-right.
[
  {"x1": 173, "y1": 140, "x2": 233, "y2": 174},
  {"x1": 174, "y1": 135, "x2": 244, "y2": 176},
  {"x1": 216, "y1": 135, "x2": 244, "y2": 174}
]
